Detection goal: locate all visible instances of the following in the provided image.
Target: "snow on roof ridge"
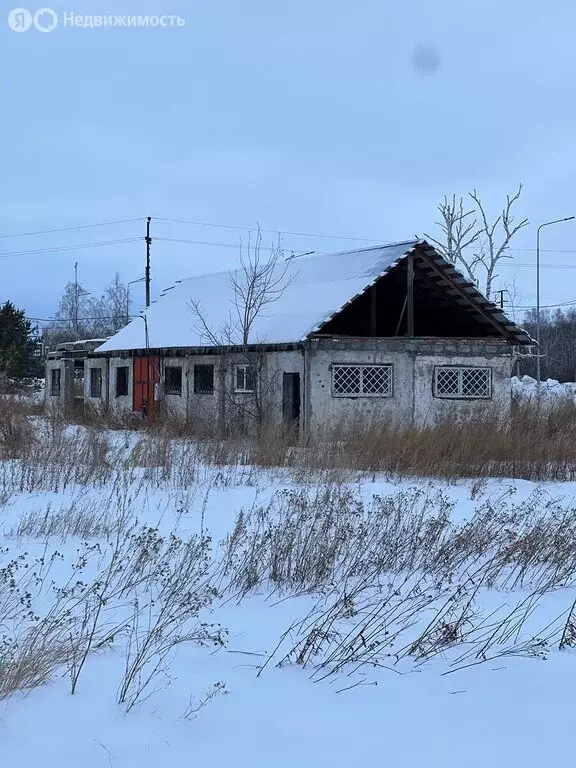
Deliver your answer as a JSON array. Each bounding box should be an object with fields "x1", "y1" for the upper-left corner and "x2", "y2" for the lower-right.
[
  {"x1": 96, "y1": 238, "x2": 528, "y2": 353},
  {"x1": 169, "y1": 239, "x2": 421, "y2": 287},
  {"x1": 297, "y1": 238, "x2": 420, "y2": 259}
]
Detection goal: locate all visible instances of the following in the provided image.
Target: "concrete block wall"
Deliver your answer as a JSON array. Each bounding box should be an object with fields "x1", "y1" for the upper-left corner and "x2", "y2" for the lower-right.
[
  {"x1": 307, "y1": 338, "x2": 513, "y2": 432},
  {"x1": 84, "y1": 358, "x2": 108, "y2": 411},
  {"x1": 73, "y1": 337, "x2": 514, "y2": 434},
  {"x1": 307, "y1": 344, "x2": 413, "y2": 432},
  {"x1": 108, "y1": 357, "x2": 133, "y2": 414},
  {"x1": 259, "y1": 350, "x2": 304, "y2": 429},
  {"x1": 413, "y1": 353, "x2": 512, "y2": 426},
  {"x1": 44, "y1": 357, "x2": 75, "y2": 413},
  {"x1": 159, "y1": 355, "x2": 221, "y2": 429}
]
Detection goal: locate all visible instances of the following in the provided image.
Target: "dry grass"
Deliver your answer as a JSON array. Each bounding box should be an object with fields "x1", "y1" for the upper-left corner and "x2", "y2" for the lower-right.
[
  {"x1": 223, "y1": 484, "x2": 576, "y2": 596},
  {"x1": 34, "y1": 387, "x2": 576, "y2": 482},
  {"x1": 0, "y1": 628, "x2": 73, "y2": 700},
  {"x1": 0, "y1": 520, "x2": 223, "y2": 704},
  {"x1": 1, "y1": 396, "x2": 575, "y2": 497},
  {"x1": 0, "y1": 397, "x2": 35, "y2": 459},
  {"x1": 9, "y1": 488, "x2": 136, "y2": 541},
  {"x1": 1, "y1": 397, "x2": 576, "y2": 699},
  {"x1": 192, "y1": 399, "x2": 576, "y2": 482},
  {"x1": 223, "y1": 483, "x2": 576, "y2": 680}
]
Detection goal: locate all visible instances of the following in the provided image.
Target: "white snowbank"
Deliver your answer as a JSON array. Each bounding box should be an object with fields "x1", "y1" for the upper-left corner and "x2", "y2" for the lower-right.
[{"x1": 512, "y1": 375, "x2": 576, "y2": 402}]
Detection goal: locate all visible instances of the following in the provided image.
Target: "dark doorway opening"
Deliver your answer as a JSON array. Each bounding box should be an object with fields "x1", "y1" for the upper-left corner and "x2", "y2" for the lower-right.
[{"x1": 282, "y1": 373, "x2": 301, "y2": 430}]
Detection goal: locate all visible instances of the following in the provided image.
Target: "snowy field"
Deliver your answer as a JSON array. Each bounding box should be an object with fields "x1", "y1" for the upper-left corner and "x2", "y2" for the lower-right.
[{"x1": 1, "y1": 423, "x2": 576, "y2": 767}]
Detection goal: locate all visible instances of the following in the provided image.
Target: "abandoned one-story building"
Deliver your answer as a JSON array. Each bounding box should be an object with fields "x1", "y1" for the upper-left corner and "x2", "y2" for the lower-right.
[{"x1": 45, "y1": 240, "x2": 532, "y2": 433}]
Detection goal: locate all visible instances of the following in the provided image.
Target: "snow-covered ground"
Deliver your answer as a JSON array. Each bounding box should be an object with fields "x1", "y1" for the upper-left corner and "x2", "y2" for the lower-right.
[
  {"x1": 1, "y1": 430, "x2": 576, "y2": 767},
  {"x1": 512, "y1": 375, "x2": 576, "y2": 402}
]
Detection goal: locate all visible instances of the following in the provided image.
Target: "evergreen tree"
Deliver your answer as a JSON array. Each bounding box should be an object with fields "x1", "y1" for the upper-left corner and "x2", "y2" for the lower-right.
[{"x1": 0, "y1": 301, "x2": 40, "y2": 379}]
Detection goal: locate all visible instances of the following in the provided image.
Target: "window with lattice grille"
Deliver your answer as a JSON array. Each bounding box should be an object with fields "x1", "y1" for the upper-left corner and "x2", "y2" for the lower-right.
[
  {"x1": 332, "y1": 364, "x2": 393, "y2": 397},
  {"x1": 434, "y1": 366, "x2": 492, "y2": 399}
]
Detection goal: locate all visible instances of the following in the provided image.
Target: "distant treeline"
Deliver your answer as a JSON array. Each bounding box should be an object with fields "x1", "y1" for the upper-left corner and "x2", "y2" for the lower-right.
[{"x1": 517, "y1": 308, "x2": 576, "y2": 382}]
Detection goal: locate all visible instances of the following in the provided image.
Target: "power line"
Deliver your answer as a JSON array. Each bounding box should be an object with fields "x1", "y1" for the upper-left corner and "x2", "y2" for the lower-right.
[
  {"x1": 27, "y1": 315, "x2": 140, "y2": 323},
  {"x1": 506, "y1": 247, "x2": 576, "y2": 253},
  {"x1": 514, "y1": 299, "x2": 576, "y2": 310},
  {"x1": 496, "y1": 262, "x2": 576, "y2": 269},
  {"x1": 153, "y1": 216, "x2": 382, "y2": 243},
  {"x1": 0, "y1": 237, "x2": 142, "y2": 259},
  {"x1": 0, "y1": 217, "x2": 144, "y2": 241},
  {"x1": 2, "y1": 211, "x2": 576, "y2": 258},
  {"x1": 154, "y1": 235, "x2": 312, "y2": 255},
  {"x1": 3, "y1": 211, "x2": 576, "y2": 252},
  {"x1": 154, "y1": 216, "x2": 576, "y2": 252},
  {"x1": 156, "y1": 238, "x2": 576, "y2": 266}
]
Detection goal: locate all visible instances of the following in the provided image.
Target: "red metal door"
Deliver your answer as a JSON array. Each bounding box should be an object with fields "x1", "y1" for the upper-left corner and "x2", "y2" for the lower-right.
[{"x1": 133, "y1": 357, "x2": 160, "y2": 420}]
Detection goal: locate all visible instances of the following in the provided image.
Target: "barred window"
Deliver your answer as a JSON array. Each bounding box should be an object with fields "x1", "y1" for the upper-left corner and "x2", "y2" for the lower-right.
[
  {"x1": 434, "y1": 366, "x2": 492, "y2": 399},
  {"x1": 332, "y1": 364, "x2": 393, "y2": 397},
  {"x1": 235, "y1": 364, "x2": 256, "y2": 393},
  {"x1": 165, "y1": 366, "x2": 183, "y2": 396},
  {"x1": 90, "y1": 367, "x2": 102, "y2": 398},
  {"x1": 194, "y1": 364, "x2": 214, "y2": 395}
]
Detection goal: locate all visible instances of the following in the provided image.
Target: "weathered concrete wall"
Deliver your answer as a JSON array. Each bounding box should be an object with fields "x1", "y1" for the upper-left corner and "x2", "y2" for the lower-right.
[
  {"x1": 260, "y1": 350, "x2": 304, "y2": 429},
  {"x1": 161, "y1": 350, "x2": 303, "y2": 433},
  {"x1": 307, "y1": 339, "x2": 413, "y2": 432},
  {"x1": 158, "y1": 356, "x2": 221, "y2": 431},
  {"x1": 108, "y1": 356, "x2": 133, "y2": 414},
  {"x1": 87, "y1": 337, "x2": 514, "y2": 433},
  {"x1": 84, "y1": 358, "x2": 108, "y2": 411},
  {"x1": 413, "y1": 341, "x2": 513, "y2": 426},
  {"x1": 160, "y1": 356, "x2": 189, "y2": 419},
  {"x1": 44, "y1": 357, "x2": 74, "y2": 413},
  {"x1": 307, "y1": 337, "x2": 513, "y2": 432}
]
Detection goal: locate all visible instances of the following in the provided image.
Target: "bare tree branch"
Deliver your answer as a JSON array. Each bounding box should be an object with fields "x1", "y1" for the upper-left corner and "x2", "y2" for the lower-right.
[
  {"x1": 424, "y1": 185, "x2": 528, "y2": 301},
  {"x1": 469, "y1": 184, "x2": 529, "y2": 299},
  {"x1": 190, "y1": 226, "x2": 293, "y2": 432},
  {"x1": 423, "y1": 195, "x2": 482, "y2": 287}
]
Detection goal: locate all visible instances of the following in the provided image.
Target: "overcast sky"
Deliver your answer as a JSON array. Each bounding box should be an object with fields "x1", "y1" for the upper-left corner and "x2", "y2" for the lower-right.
[{"x1": 2, "y1": 0, "x2": 576, "y2": 323}]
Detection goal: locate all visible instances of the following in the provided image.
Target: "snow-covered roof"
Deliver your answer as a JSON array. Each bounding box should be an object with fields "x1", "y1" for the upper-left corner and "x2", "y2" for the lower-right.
[
  {"x1": 96, "y1": 241, "x2": 420, "y2": 352},
  {"x1": 96, "y1": 240, "x2": 530, "y2": 353}
]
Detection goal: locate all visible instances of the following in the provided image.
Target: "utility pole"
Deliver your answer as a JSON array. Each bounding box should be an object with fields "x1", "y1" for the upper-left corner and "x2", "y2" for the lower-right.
[
  {"x1": 74, "y1": 261, "x2": 79, "y2": 336},
  {"x1": 536, "y1": 216, "x2": 575, "y2": 387},
  {"x1": 145, "y1": 216, "x2": 152, "y2": 307},
  {"x1": 495, "y1": 289, "x2": 505, "y2": 310}
]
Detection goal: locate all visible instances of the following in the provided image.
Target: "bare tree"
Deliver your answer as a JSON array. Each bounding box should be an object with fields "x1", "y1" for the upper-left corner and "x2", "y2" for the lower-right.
[
  {"x1": 45, "y1": 273, "x2": 131, "y2": 349},
  {"x1": 501, "y1": 274, "x2": 523, "y2": 323},
  {"x1": 93, "y1": 273, "x2": 130, "y2": 335},
  {"x1": 190, "y1": 228, "x2": 292, "y2": 431},
  {"x1": 424, "y1": 185, "x2": 529, "y2": 300}
]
